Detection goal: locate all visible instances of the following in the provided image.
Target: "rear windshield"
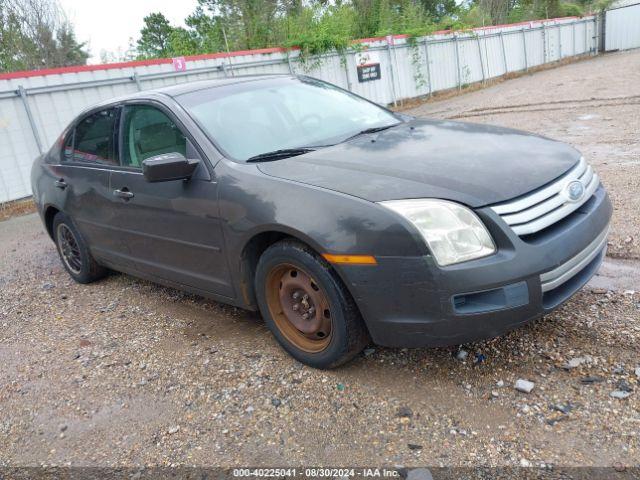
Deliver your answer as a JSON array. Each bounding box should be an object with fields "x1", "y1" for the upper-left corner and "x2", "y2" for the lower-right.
[{"x1": 177, "y1": 77, "x2": 399, "y2": 161}]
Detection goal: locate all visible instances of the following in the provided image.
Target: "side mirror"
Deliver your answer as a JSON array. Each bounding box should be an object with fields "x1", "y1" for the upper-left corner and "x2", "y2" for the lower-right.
[{"x1": 142, "y1": 153, "x2": 199, "y2": 183}]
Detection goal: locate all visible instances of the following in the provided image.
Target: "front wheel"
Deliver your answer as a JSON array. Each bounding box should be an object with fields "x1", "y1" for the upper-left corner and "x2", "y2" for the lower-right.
[
  {"x1": 255, "y1": 240, "x2": 369, "y2": 369},
  {"x1": 53, "y1": 212, "x2": 107, "y2": 284}
]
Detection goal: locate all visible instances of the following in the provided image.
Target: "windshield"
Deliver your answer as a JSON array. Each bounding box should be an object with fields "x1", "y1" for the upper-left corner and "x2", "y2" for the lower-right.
[{"x1": 177, "y1": 77, "x2": 400, "y2": 161}]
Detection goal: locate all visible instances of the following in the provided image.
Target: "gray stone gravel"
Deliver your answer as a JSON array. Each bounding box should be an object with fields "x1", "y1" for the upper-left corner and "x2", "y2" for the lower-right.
[
  {"x1": 514, "y1": 380, "x2": 535, "y2": 394},
  {"x1": 1, "y1": 51, "x2": 640, "y2": 468},
  {"x1": 1, "y1": 213, "x2": 638, "y2": 468}
]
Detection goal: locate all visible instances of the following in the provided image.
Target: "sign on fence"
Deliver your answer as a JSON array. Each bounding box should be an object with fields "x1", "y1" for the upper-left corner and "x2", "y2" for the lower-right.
[
  {"x1": 355, "y1": 51, "x2": 382, "y2": 83},
  {"x1": 172, "y1": 57, "x2": 187, "y2": 72},
  {"x1": 357, "y1": 64, "x2": 381, "y2": 82}
]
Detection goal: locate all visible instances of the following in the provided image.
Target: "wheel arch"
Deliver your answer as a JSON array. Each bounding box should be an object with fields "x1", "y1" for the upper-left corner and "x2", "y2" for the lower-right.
[
  {"x1": 43, "y1": 204, "x2": 61, "y2": 240},
  {"x1": 237, "y1": 226, "x2": 354, "y2": 311}
]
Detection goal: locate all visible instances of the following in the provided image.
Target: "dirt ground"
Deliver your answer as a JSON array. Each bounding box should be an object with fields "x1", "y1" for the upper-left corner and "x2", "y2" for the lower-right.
[
  {"x1": 0, "y1": 198, "x2": 36, "y2": 223},
  {"x1": 1, "y1": 51, "x2": 639, "y2": 470}
]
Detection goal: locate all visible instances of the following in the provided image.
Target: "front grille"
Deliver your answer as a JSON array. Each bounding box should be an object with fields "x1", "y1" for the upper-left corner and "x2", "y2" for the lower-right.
[
  {"x1": 491, "y1": 157, "x2": 599, "y2": 236},
  {"x1": 540, "y1": 226, "x2": 609, "y2": 293}
]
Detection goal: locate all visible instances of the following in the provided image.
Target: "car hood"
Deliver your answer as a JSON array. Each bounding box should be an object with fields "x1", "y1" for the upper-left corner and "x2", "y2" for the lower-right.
[{"x1": 257, "y1": 118, "x2": 581, "y2": 207}]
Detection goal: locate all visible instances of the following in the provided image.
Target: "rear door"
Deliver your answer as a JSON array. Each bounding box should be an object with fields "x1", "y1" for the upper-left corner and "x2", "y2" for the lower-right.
[
  {"x1": 107, "y1": 102, "x2": 234, "y2": 298},
  {"x1": 56, "y1": 107, "x2": 129, "y2": 266}
]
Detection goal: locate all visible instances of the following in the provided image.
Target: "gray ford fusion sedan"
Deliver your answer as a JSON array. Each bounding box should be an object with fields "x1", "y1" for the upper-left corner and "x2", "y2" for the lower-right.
[{"x1": 31, "y1": 74, "x2": 612, "y2": 368}]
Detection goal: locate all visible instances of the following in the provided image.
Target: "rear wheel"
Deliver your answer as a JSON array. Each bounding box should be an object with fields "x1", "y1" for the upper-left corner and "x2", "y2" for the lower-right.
[
  {"x1": 255, "y1": 240, "x2": 369, "y2": 369},
  {"x1": 53, "y1": 212, "x2": 107, "y2": 284}
]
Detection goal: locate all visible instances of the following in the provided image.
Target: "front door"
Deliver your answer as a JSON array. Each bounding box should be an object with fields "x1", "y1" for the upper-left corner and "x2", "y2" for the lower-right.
[{"x1": 108, "y1": 104, "x2": 234, "y2": 298}]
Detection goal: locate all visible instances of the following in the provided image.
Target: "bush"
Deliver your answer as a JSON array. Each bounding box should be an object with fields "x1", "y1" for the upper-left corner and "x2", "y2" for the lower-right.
[
  {"x1": 281, "y1": 5, "x2": 356, "y2": 59},
  {"x1": 461, "y1": 5, "x2": 493, "y2": 27},
  {"x1": 558, "y1": 2, "x2": 585, "y2": 16}
]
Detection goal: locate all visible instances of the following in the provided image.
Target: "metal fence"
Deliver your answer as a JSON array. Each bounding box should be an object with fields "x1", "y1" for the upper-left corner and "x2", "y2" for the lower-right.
[
  {"x1": 0, "y1": 15, "x2": 598, "y2": 204},
  {"x1": 605, "y1": 3, "x2": 640, "y2": 51}
]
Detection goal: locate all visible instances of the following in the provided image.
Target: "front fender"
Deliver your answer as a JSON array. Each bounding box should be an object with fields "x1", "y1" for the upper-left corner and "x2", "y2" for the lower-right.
[{"x1": 216, "y1": 160, "x2": 427, "y2": 307}]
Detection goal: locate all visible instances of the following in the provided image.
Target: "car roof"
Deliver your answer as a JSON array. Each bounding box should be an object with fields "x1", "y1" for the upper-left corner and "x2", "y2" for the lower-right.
[
  {"x1": 96, "y1": 74, "x2": 294, "y2": 106},
  {"x1": 75, "y1": 74, "x2": 297, "y2": 118},
  {"x1": 155, "y1": 74, "x2": 294, "y2": 97}
]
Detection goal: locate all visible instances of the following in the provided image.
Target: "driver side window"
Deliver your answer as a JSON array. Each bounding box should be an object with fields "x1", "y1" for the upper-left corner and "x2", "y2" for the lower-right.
[{"x1": 121, "y1": 105, "x2": 187, "y2": 169}]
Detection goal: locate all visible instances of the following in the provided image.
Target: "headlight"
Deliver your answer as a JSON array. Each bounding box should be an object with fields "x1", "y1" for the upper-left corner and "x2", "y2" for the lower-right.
[{"x1": 379, "y1": 199, "x2": 496, "y2": 266}]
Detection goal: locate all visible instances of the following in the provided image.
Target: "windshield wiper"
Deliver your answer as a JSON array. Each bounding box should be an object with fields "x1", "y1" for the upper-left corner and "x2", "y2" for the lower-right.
[
  {"x1": 341, "y1": 123, "x2": 401, "y2": 143},
  {"x1": 246, "y1": 148, "x2": 316, "y2": 163}
]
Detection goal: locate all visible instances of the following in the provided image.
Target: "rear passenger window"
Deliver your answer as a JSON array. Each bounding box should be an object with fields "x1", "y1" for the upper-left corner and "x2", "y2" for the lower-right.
[
  {"x1": 121, "y1": 105, "x2": 186, "y2": 169},
  {"x1": 71, "y1": 109, "x2": 119, "y2": 165}
]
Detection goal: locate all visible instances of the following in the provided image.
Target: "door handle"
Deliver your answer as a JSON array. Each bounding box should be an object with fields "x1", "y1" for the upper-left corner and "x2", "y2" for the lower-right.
[
  {"x1": 54, "y1": 179, "x2": 67, "y2": 189},
  {"x1": 113, "y1": 188, "x2": 134, "y2": 200}
]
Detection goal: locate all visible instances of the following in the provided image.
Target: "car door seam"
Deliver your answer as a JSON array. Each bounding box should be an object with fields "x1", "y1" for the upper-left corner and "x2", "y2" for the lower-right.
[{"x1": 76, "y1": 218, "x2": 222, "y2": 252}]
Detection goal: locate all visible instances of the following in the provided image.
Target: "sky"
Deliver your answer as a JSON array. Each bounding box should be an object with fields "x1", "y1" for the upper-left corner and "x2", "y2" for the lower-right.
[{"x1": 58, "y1": 0, "x2": 200, "y2": 64}]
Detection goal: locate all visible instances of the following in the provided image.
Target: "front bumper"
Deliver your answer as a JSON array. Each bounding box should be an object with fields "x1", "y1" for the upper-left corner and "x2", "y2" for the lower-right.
[{"x1": 341, "y1": 186, "x2": 612, "y2": 348}]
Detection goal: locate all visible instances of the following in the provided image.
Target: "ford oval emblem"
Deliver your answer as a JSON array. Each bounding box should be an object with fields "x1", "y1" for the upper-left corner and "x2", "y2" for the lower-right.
[{"x1": 565, "y1": 180, "x2": 585, "y2": 203}]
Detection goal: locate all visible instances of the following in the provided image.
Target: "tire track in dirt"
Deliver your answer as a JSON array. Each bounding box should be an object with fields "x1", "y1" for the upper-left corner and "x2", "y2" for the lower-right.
[
  {"x1": 466, "y1": 94, "x2": 640, "y2": 113},
  {"x1": 451, "y1": 96, "x2": 640, "y2": 119}
]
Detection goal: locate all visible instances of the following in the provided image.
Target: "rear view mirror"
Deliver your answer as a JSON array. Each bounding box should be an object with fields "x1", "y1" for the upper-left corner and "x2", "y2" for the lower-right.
[{"x1": 142, "y1": 153, "x2": 199, "y2": 183}]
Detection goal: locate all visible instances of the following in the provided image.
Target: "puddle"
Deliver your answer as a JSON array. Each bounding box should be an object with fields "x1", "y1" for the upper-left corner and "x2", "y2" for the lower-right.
[{"x1": 588, "y1": 258, "x2": 640, "y2": 292}]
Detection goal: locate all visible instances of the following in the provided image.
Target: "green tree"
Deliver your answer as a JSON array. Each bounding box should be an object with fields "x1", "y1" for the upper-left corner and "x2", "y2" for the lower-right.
[
  {"x1": 184, "y1": 6, "x2": 226, "y2": 53},
  {"x1": 54, "y1": 22, "x2": 90, "y2": 66},
  {"x1": 167, "y1": 28, "x2": 201, "y2": 56},
  {"x1": 131, "y1": 0, "x2": 593, "y2": 63},
  {"x1": 137, "y1": 12, "x2": 175, "y2": 58},
  {"x1": 279, "y1": 3, "x2": 356, "y2": 58},
  {"x1": 198, "y1": 0, "x2": 282, "y2": 50},
  {"x1": 0, "y1": 0, "x2": 88, "y2": 73},
  {"x1": 130, "y1": 0, "x2": 463, "y2": 61}
]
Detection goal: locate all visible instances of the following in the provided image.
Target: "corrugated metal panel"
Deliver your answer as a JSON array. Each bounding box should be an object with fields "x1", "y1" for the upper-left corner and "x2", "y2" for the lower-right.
[
  {"x1": 482, "y1": 34, "x2": 507, "y2": 78},
  {"x1": 0, "y1": 95, "x2": 39, "y2": 202},
  {"x1": 0, "y1": 16, "x2": 598, "y2": 203},
  {"x1": 606, "y1": 3, "x2": 640, "y2": 51},
  {"x1": 428, "y1": 37, "x2": 460, "y2": 91},
  {"x1": 611, "y1": 0, "x2": 639, "y2": 6},
  {"x1": 503, "y1": 29, "x2": 527, "y2": 71}
]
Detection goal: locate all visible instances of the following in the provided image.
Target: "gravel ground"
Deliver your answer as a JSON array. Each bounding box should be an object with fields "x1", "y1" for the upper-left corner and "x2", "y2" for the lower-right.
[{"x1": 1, "y1": 51, "x2": 640, "y2": 469}]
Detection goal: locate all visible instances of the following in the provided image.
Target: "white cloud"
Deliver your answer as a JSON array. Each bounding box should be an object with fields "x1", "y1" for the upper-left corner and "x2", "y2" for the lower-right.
[{"x1": 59, "y1": 0, "x2": 200, "y2": 64}]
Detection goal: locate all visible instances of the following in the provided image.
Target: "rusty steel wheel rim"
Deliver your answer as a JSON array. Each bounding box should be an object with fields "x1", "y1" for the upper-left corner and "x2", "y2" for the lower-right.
[
  {"x1": 57, "y1": 223, "x2": 82, "y2": 275},
  {"x1": 265, "y1": 263, "x2": 332, "y2": 353}
]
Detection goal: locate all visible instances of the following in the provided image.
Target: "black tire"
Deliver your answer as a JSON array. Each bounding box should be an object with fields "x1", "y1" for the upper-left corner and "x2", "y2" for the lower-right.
[
  {"x1": 52, "y1": 212, "x2": 107, "y2": 284},
  {"x1": 255, "y1": 240, "x2": 369, "y2": 369}
]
